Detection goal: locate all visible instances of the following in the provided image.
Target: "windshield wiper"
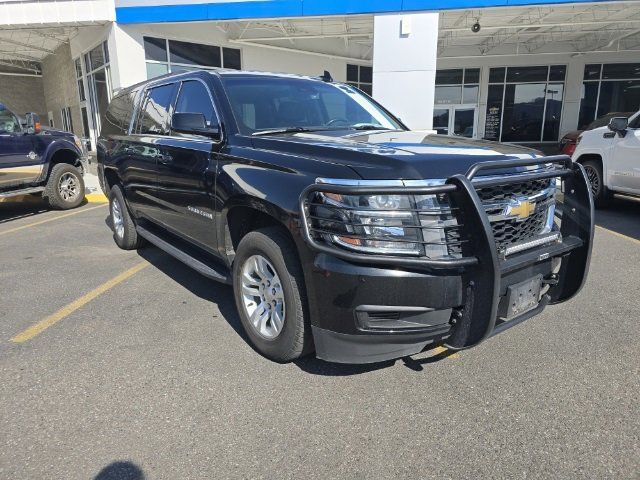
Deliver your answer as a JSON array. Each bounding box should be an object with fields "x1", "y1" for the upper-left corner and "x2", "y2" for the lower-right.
[
  {"x1": 252, "y1": 127, "x2": 315, "y2": 136},
  {"x1": 351, "y1": 124, "x2": 394, "y2": 131}
]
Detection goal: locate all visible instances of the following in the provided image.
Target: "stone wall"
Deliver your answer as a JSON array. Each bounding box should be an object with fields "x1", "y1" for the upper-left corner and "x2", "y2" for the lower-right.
[
  {"x1": 42, "y1": 43, "x2": 83, "y2": 136},
  {"x1": 0, "y1": 74, "x2": 47, "y2": 120}
]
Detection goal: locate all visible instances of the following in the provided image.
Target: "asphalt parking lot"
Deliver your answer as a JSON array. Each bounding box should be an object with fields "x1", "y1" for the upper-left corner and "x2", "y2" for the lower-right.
[{"x1": 0, "y1": 194, "x2": 638, "y2": 480}]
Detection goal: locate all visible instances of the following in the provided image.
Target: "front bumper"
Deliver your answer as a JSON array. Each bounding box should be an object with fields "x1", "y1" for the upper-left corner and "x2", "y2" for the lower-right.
[{"x1": 300, "y1": 156, "x2": 594, "y2": 364}]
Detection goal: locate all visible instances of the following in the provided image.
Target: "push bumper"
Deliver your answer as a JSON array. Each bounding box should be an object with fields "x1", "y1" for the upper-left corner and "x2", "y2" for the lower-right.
[{"x1": 300, "y1": 156, "x2": 595, "y2": 364}]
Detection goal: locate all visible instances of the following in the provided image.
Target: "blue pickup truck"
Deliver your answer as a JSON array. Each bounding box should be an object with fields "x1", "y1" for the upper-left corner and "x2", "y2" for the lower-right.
[{"x1": 0, "y1": 103, "x2": 88, "y2": 209}]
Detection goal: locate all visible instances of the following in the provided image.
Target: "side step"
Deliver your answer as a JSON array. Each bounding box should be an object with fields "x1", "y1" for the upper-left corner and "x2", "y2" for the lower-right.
[
  {"x1": 136, "y1": 225, "x2": 232, "y2": 285},
  {"x1": 0, "y1": 186, "x2": 45, "y2": 198}
]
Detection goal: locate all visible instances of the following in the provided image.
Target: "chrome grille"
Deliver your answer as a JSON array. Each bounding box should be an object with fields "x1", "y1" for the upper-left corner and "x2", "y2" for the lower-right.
[{"x1": 478, "y1": 178, "x2": 556, "y2": 254}]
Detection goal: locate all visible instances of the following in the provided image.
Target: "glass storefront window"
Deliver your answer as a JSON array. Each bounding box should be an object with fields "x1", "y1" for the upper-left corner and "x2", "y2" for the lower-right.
[
  {"x1": 543, "y1": 84, "x2": 564, "y2": 141},
  {"x1": 578, "y1": 63, "x2": 640, "y2": 127},
  {"x1": 435, "y1": 86, "x2": 461, "y2": 104},
  {"x1": 597, "y1": 80, "x2": 640, "y2": 118},
  {"x1": 143, "y1": 36, "x2": 242, "y2": 79},
  {"x1": 144, "y1": 37, "x2": 168, "y2": 62},
  {"x1": 169, "y1": 40, "x2": 221, "y2": 67},
  {"x1": 501, "y1": 83, "x2": 546, "y2": 142},
  {"x1": 434, "y1": 67, "x2": 480, "y2": 106},
  {"x1": 146, "y1": 62, "x2": 169, "y2": 79},
  {"x1": 463, "y1": 85, "x2": 479, "y2": 104},
  {"x1": 486, "y1": 65, "x2": 565, "y2": 142}
]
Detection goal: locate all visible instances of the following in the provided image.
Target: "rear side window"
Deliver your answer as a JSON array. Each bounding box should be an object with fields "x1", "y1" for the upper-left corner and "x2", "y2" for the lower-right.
[
  {"x1": 103, "y1": 89, "x2": 136, "y2": 136},
  {"x1": 136, "y1": 83, "x2": 176, "y2": 135},
  {"x1": 174, "y1": 80, "x2": 217, "y2": 128}
]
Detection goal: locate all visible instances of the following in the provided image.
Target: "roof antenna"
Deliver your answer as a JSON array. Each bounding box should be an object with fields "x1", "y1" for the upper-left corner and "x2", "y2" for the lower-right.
[{"x1": 320, "y1": 70, "x2": 333, "y2": 82}]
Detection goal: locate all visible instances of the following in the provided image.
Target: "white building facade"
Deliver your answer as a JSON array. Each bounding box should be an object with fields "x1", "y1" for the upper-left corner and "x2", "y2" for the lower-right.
[{"x1": 2, "y1": 0, "x2": 640, "y2": 152}]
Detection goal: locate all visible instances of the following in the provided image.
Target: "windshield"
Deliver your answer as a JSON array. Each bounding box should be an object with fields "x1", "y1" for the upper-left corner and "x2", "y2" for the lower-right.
[
  {"x1": 221, "y1": 76, "x2": 404, "y2": 135},
  {"x1": 587, "y1": 112, "x2": 631, "y2": 130}
]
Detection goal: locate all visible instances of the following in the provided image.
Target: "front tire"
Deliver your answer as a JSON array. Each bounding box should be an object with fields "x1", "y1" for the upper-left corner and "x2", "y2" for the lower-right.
[
  {"x1": 109, "y1": 185, "x2": 143, "y2": 250},
  {"x1": 232, "y1": 227, "x2": 313, "y2": 362},
  {"x1": 582, "y1": 160, "x2": 611, "y2": 208},
  {"x1": 44, "y1": 163, "x2": 85, "y2": 210}
]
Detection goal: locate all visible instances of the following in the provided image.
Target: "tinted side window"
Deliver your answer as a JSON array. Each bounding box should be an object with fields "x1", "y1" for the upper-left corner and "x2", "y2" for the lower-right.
[
  {"x1": 174, "y1": 80, "x2": 217, "y2": 128},
  {"x1": 0, "y1": 108, "x2": 21, "y2": 134},
  {"x1": 137, "y1": 83, "x2": 176, "y2": 135},
  {"x1": 103, "y1": 90, "x2": 136, "y2": 136}
]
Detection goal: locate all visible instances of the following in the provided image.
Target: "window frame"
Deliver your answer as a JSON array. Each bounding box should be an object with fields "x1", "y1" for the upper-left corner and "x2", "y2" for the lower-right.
[
  {"x1": 171, "y1": 77, "x2": 224, "y2": 144},
  {"x1": 134, "y1": 81, "x2": 178, "y2": 136}
]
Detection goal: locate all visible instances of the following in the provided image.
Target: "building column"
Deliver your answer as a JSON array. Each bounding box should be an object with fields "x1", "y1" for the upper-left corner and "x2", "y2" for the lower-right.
[
  {"x1": 372, "y1": 12, "x2": 439, "y2": 130},
  {"x1": 107, "y1": 23, "x2": 147, "y2": 92}
]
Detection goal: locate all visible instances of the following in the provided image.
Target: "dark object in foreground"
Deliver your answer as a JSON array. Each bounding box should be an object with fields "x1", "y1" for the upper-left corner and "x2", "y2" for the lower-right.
[{"x1": 98, "y1": 70, "x2": 594, "y2": 364}]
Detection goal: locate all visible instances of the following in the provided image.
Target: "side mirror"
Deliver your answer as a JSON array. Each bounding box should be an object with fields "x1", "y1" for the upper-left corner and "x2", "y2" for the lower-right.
[
  {"x1": 172, "y1": 112, "x2": 220, "y2": 140},
  {"x1": 608, "y1": 117, "x2": 628, "y2": 134},
  {"x1": 25, "y1": 112, "x2": 41, "y2": 134}
]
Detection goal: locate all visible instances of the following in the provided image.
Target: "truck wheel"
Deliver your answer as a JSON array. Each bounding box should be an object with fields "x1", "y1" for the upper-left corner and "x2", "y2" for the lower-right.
[
  {"x1": 109, "y1": 185, "x2": 143, "y2": 250},
  {"x1": 582, "y1": 160, "x2": 611, "y2": 208},
  {"x1": 44, "y1": 163, "x2": 85, "y2": 210},
  {"x1": 233, "y1": 227, "x2": 313, "y2": 362}
]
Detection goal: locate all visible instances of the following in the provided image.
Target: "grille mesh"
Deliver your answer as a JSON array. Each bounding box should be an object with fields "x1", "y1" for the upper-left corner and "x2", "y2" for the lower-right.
[{"x1": 478, "y1": 178, "x2": 554, "y2": 253}]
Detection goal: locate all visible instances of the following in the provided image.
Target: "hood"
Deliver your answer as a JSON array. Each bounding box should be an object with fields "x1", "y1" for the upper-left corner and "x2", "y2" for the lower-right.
[
  {"x1": 40, "y1": 126, "x2": 76, "y2": 139},
  {"x1": 251, "y1": 129, "x2": 543, "y2": 180}
]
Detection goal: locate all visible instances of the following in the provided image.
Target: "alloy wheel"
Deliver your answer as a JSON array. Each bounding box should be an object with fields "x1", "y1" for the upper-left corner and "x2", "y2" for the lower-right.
[
  {"x1": 240, "y1": 254, "x2": 286, "y2": 340},
  {"x1": 111, "y1": 199, "x2": 125, "y2": 239},
  {"x1": 584, "y1": 165, "x2": 600, "y2": 197},
  {"x1": 58, "y1": 172, "x2": 80, "y2": 202}
]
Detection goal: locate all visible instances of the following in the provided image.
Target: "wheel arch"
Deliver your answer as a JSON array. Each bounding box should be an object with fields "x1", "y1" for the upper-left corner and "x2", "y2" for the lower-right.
[
  {"x1": 46, "y1": 147, "x2": 83, "y2": 179},
  {"x1": 220, "y1": 197, "x2": 300, "y2": 266}
]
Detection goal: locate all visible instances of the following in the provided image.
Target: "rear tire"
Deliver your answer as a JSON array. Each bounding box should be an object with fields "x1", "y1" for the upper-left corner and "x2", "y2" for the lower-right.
[
  {"x1": 582, "y1": 160, "x2": 611, "y2": 208},
  {"x1": 109, "y1": 185, "x2": 143, "y2": 250},
  {"x1": 232, "y1": 227, "x2": 313, "y2": 362},
  {"x1": 44, "y1": 163, "x2": 85, "y2": 210}
]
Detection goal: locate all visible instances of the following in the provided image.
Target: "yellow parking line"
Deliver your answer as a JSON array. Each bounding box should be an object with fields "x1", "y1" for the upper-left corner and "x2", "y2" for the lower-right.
[
  {"x1": 431, "y1": 346, "x2": 460, "y2": 359},
  {"x1": 85, "y1": 193, "x2": 108, "y2": 203},
  {"x1": 10, "y1": 261, "x2": 149, "y2": 344},
  {"x1": 0, "y1": 204, "x2": 106, "y2": 237},
  {"x1": 595, "y1": 225, "x2": 640, "y2": 247}
]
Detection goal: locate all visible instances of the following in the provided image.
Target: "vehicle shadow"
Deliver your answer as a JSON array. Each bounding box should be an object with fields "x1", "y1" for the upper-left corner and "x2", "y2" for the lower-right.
[
  {"x1": 94, "y1": 460, "x2": 145, "y2": 480},
  {"x1": 595, "y1": 195, "x2": 640, "y2": 241},
  {"x1": 0, "y1": 196, "x2": 49, "y2": 224},
  {"x1": 0, "y1": 196, "x2": 92, "y2": 225},
  {"x1": 136, "y1": 245, "x2": 458, "y2": 376}
]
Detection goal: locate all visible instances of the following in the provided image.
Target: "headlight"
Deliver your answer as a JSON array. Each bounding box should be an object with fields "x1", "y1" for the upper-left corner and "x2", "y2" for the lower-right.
[
  {"x1": 309, "y1": 192, "x2": 459, "y2": 258},
  {"x1": 576, "y1": 134, "x2": 582, "y2": 146}
]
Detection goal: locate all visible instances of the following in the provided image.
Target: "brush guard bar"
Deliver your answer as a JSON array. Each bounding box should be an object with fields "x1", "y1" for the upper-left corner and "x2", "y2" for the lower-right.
[{"x1": 299, "y1": 155, "x2": 594, "y2": 349}]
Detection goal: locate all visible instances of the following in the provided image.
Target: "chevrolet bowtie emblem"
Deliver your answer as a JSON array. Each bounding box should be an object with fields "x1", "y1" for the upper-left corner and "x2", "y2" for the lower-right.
[{"x1": 508, "y1": 200, "x2": 536, "y2": 220}]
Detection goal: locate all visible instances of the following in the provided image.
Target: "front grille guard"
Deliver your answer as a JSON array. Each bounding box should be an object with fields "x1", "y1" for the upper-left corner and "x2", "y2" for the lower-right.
[{"x1": 299, "y1": 155, "x2": 595, "y2": 349}]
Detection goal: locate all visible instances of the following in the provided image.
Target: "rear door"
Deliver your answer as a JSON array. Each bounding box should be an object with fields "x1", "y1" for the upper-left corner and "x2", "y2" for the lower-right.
[
  {"x1": 609, "y1": 114, "x2": 640, "y2": 194},
  {"x1": 154, "y1": 78, "x2": 222, "y2": 252},
  {"x1": 0, "y1": 108, "x2": 39, "y2": 190},
  {"x1": 124, "y1": 82, "x2": 178, "y2": 221}
]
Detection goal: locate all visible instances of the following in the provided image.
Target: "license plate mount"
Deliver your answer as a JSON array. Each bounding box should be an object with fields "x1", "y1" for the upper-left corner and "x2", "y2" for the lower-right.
[{"x1": 502, "y1": 275, "x2": 543, "y2": 320}]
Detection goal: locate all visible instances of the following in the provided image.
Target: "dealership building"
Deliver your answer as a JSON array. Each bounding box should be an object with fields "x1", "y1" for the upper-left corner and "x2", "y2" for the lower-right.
[{"x1": 1, "y1": 0, "x2": 639, "y2": 152}]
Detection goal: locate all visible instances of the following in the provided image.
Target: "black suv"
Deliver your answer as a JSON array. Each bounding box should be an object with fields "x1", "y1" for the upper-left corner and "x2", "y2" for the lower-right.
[
  {"x1": 98, "y1": 71, "x2": 593, "y2": 364},
  {"x1": 1, "y1": 103, "x2": 87, "y2": 209}
]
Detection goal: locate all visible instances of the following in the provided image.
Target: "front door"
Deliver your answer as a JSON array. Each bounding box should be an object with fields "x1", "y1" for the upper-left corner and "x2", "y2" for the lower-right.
[
  {"x1": 0, "y1": 108, "x2": 39, "y2": 190},
  {"x1": 155, "y1": 79, "x2": 222, "y2": 253},
  {"x1": 609, "y1": 115, "x2": 640, "y2": 194},
  {"x1": 433, "y1": 106, "x2": 477, "y2": 138}
]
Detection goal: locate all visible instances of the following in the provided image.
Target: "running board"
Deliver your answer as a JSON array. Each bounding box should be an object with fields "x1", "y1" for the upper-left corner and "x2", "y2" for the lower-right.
[
  {"x1": 136, "y1": 225, "x2": 232, "y2": 285},
  {"x1": 0, "y1": 186, "x2": 45, "y2": 198}
]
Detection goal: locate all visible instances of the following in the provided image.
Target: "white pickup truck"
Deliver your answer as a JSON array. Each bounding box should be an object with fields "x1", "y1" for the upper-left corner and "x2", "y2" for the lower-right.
[{"x1": 572, "y1": 111, "x2": 640, "y2": 207}]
